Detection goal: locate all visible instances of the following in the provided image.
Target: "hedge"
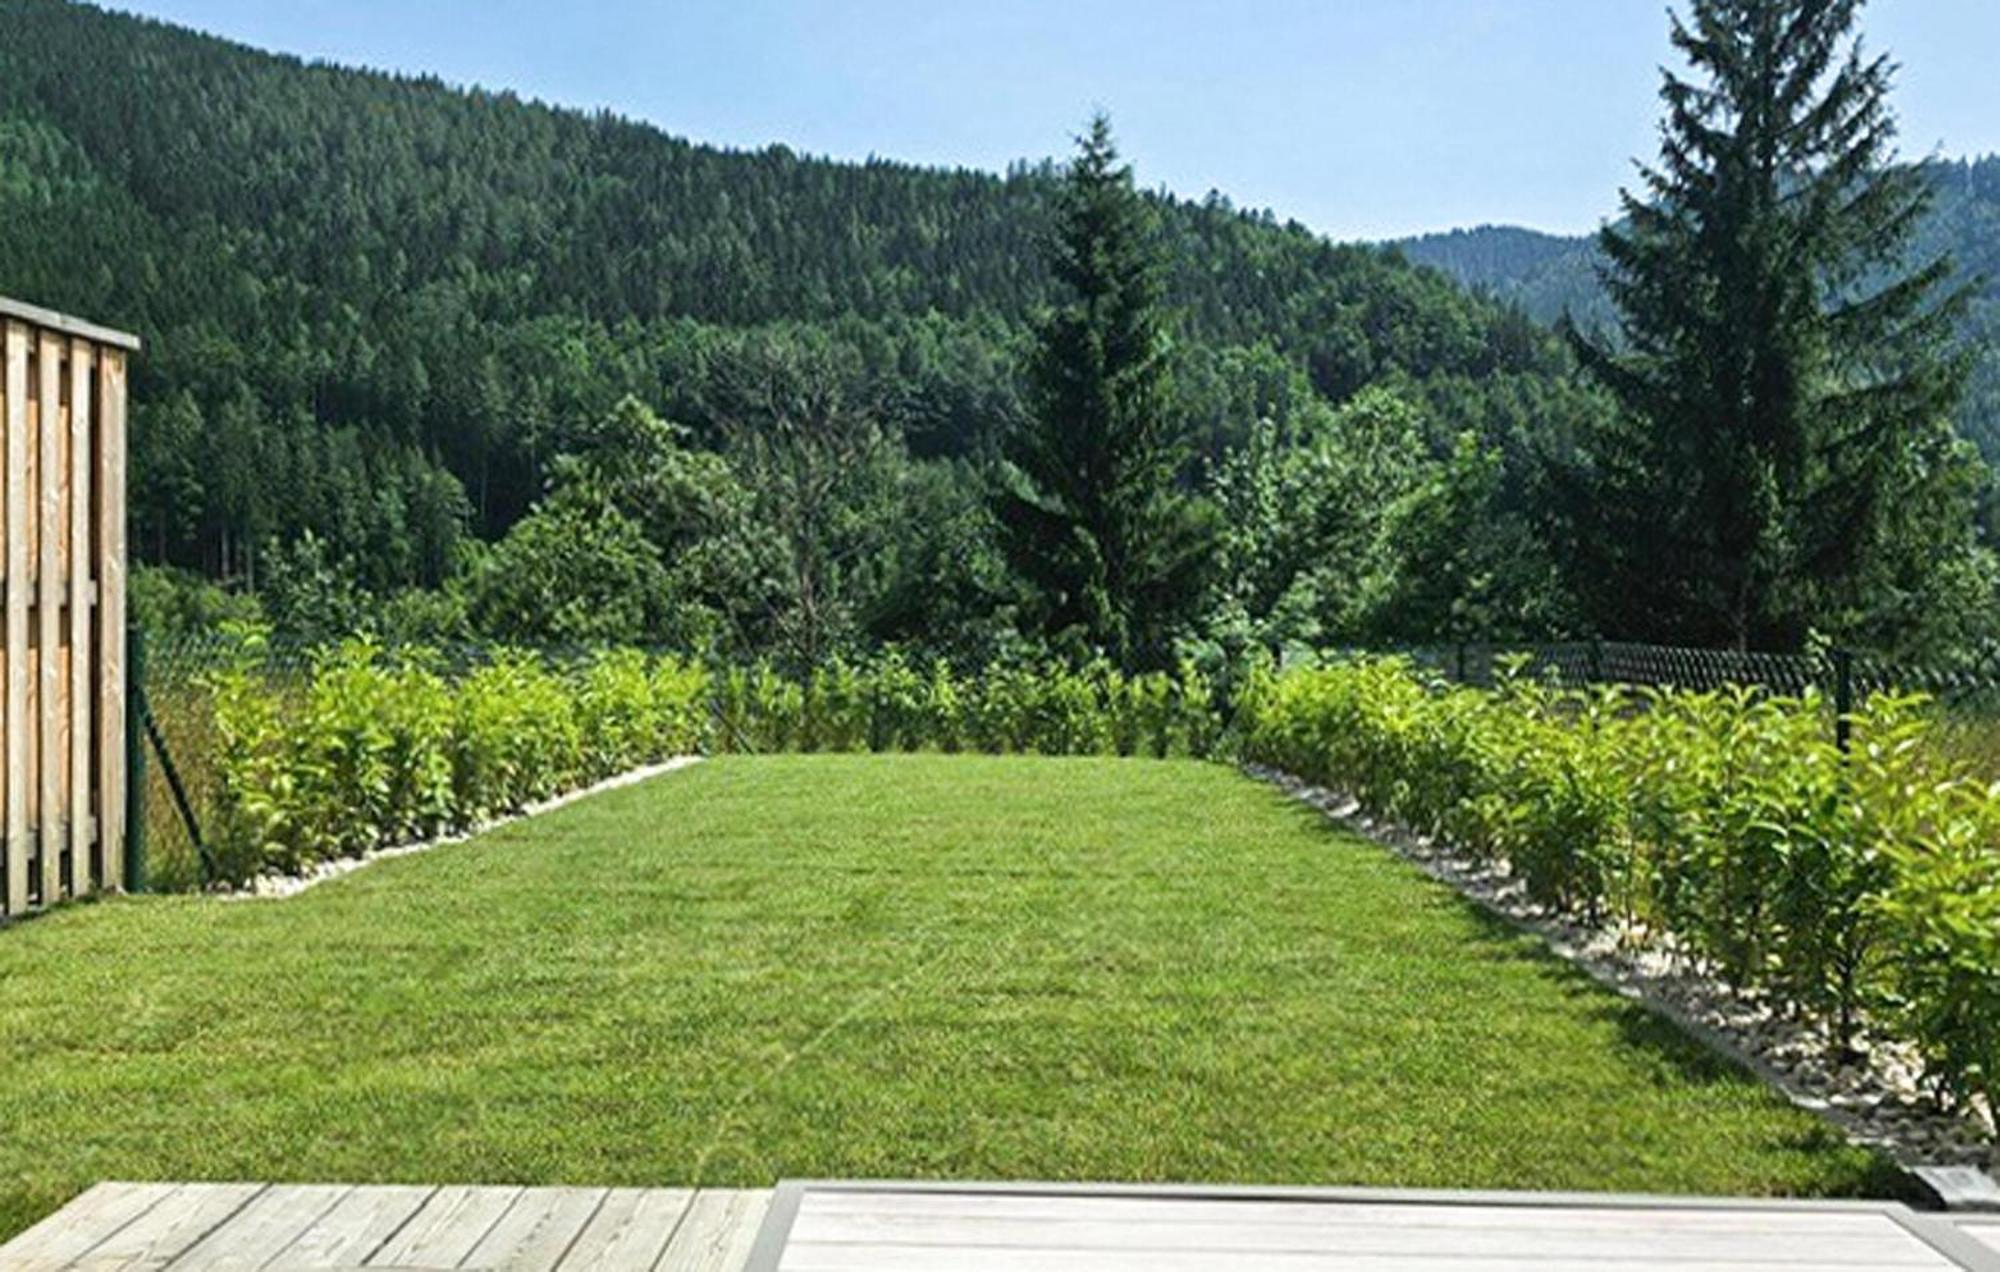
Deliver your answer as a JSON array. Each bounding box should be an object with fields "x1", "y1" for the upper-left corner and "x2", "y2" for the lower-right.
[
  {"x1": 195, "y1": 635, "x2": 1220, "y2": 885},
  {"x1": 1238, "y1": 654, "x2": 2000, "y2": 1131}
]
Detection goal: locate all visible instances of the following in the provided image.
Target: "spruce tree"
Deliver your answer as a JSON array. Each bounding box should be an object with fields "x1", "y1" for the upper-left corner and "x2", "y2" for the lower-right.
[
  {"x1": 996, "y1": 114, "x2": 1216, "y2": 667},
  {"x1": 1559, "y1": 0, "x2": 1988, "y2": 652}
]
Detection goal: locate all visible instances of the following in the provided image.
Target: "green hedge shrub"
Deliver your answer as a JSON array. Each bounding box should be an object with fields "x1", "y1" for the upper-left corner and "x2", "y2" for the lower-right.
[
  {"x1": 704, "y1": 655, "x2": 1222, "y2": 761},
  {"x1": 200, "y1": 639, "x2": 1222, "y2": 887},
  {"x1": 1239, "y1": 654, "x2": 2000, "y2": 1129},
  {"x1": 205, "y1": 639, "x2": 711, "y2": 877}
]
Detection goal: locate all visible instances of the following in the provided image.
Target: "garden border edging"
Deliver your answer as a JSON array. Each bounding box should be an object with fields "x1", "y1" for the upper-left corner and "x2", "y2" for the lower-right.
[{"x1": 220, "y1": 755, "x2": 705, "y2": 901}]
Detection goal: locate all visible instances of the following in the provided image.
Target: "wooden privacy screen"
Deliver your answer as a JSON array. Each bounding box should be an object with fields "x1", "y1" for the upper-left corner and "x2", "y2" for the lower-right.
[{"x1": 0, "y1": 297, "x2": 132, "y2": 919}]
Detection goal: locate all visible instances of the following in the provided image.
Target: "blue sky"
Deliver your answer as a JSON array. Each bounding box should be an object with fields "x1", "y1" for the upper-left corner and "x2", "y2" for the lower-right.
[{"x1": 105, "y1": 0, "x2": 2000, "y2": 241}]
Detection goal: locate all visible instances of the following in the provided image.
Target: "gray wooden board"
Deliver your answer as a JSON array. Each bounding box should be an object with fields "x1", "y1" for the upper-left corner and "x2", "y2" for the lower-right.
[
  {"x1": 0, "y1": 1185, "x2": 769, "y2": 1271},
  {"x1": 0, "y1": 1184, "x2": 177, "y2": 1270},
  {"x1": 66, "y1": 1183, "x2": 266, "y2": 1271},
  {"x1": 1961, "y1": 1217, "x2": 2000, "y2": 1255},
  {"x1": 657, "y1": 1191, "x2": 770, "y2": 1272},
  {"x1": 459, "y1": 1187, "x2": 606, "y2": 1270},
  {"x1": 0, "y1": 298, "x2": 140, "y2": 352},
  {"x1": 263, "y1": 1186, "x2": 436, "y2": 1268},
  {"x1": 18, "y1": 1181, "x2": 1996, "y2": 1271},
  {"x1": 556, "y1": 1188, "x2": 695, "y2": 1271},
  {"x1": 167, "y1": 1185, "x2": 353, "y2": 1271},
  {"x1": 362, "y1": 1186, "x2": 523, "y2": 1268},
  {"x1": 746, "y1": 1182, "x2": 2000, "y2": 1272}
]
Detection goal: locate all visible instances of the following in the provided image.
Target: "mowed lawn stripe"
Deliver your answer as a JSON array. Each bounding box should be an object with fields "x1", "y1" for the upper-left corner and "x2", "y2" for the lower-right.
[{"x1": 0, "y1": 755, "x2": 1897, "y2": 1241}]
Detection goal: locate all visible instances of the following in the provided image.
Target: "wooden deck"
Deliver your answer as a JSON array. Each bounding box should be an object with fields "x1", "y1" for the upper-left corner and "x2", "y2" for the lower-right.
[
  {"x1": 0, "y1": 1183, "x2": 769, "y2": 1270},
  {"x1": 7, "y1": 1180, "x2": 2000, "y2": 1270},
  {"x1": 742, "y1": 1182, "x2": 2000, "y2": 1272}
]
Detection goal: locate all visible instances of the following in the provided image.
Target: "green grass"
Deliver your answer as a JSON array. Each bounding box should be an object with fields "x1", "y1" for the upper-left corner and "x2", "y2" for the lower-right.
[{"x1": 0, "y1": 755, "x2": 1900, "y2": 1240}]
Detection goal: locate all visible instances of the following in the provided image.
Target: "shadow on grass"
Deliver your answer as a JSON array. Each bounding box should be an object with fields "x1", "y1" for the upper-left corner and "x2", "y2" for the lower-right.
[{"x1": 1254, "y1": 781, "x2": 1919, "y2": 1201}]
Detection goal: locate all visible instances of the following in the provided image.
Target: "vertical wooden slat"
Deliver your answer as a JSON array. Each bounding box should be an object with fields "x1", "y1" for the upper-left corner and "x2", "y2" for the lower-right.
[
  {"x1": 0, "y1": 336, "x2": 5, "y2": 916},
  {"x1": 69, "y1": 340, "x2": 94, "y2": 896},
  {"x1": 38, "y1": 331, "x2": 63, "y2": 904},
  {"x1": 53, "y1": 340, "x2": 73, "y2": 896},
  {"x1": 3, "y1": 322, "x2": 28, "y2": 916},
  {"x1": 97, "y1": 348, "x2": 127, "y2": 892},
  {"x1": 22, "y1": 340, "x2": 36, "y2": 902}
]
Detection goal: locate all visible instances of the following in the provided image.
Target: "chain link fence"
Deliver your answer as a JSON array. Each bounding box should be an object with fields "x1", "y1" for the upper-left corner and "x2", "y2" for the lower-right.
[
  {"x1": 1398, "y1": 638, "x2": 2000, "y2": 773},
  {"x1": 129, "y1": 629, "x2": 2000, "y2": 891},
  {"x1": 133, "y1": 628, "x2": 287, "y2": 891},
  {"x1": 132, "y1": 627, "x2": 662, "y2": 890},
  {"x1": 1402, "y1": 639, "x2": 2000, "y2": 699}
]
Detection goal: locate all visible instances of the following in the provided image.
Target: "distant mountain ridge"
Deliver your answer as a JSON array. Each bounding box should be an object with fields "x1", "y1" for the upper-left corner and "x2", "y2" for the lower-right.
[
  {"x1": 1395, "y1": 225, "x2": 1610, "y2": 330},
  {"x1": 1391, "y1": 158, "x2": 2000, "y2": 459}
]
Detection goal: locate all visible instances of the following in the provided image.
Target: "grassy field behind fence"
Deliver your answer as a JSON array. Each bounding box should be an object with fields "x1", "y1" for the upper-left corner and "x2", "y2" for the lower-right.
[{"x1": 0, "y1": 755, "x2": 1903, "y2": 1242}]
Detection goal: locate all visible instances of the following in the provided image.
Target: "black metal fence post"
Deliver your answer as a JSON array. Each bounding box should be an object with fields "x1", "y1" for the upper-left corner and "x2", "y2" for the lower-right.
[
  {"x1": 1831, "y1": 646, "x2": 1854, "y2": 754},
  {"x1": 124, "y1": 621, "x2": 147, "y2": 894}
]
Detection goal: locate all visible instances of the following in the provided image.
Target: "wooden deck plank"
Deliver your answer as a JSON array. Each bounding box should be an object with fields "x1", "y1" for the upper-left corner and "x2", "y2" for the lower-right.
[
  {"x1": 0, "y1": 1183, "x2": 176, "y2": 1270},
  {"x1": 551, "y1": 1187, "x2": 694, "y2": 1271},
  {"x1": 797, "y1": 1188, "x2": 1917, "y2": 1234},
  {"x1": 258, "y1": 1185, "x2": 434, "y2": 1269},
  {"x1": 765, "y1": 1186, "x2": 1983, "y2": 1272},
  {"x1": 460, "y1": 1186, "x2": 606, "y2": 1271},
  {"x1": 777, "y1": 1252, "x2": 1930, "y2": 1272},
  {"x1": 365, "y1": 1185, "x2": 522, "y2": 1268},
  {"x1": 67, "y1": 1182, "x2": 266, "y2": 1271},
  {"x1": 166, "y1": 1184, "x2": 353, "y2": 1270},
  {"x1": 782, "y1": 1206, "x2": 1947, "y2": 1265},
  {"x1": 658, "y1": 1190, "x2": 770, "y2": 1272}
]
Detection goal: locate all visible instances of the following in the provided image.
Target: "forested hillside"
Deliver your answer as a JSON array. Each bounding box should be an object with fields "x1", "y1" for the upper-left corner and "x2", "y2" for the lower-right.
[
  {"x1": 0, "y1": 0, "x2": 1584, "y2": 610},
  {"x1": 1396, "y1": 227, "x2": 1606, "y2": 326},
  {"x1": 1397, "y1": 156, "x2": 2000, "y2": 459}
]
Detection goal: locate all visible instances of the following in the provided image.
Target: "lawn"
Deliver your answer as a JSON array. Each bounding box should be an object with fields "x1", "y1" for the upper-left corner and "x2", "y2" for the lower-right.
[{"x1": 0, "y1": 755, "x2": 1899, "y2": 1240}]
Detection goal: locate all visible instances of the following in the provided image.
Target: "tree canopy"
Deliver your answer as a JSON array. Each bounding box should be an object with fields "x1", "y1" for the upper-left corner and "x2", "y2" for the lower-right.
[
  {"x1": 996, "y1": 117, "x2": 1217, "y2": 667},
  {"x1": 1556, "y1": 0, "x2": 1992, "y2": 653}
]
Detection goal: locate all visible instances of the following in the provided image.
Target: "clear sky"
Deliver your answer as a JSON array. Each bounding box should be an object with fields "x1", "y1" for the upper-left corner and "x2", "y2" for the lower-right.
[{"x1": 102, "y1": 0, "x2": 2000, "y2": 242}]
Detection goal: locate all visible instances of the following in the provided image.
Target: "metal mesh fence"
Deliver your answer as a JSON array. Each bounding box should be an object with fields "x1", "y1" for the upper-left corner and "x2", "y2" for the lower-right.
[
  {"x1": 1405, "y1": 640, "x2": 1835, "y2": 696},
  {"x1": 1403, "y1": 638, "x2": 2000, "y2": 702},
  {"x1": 1398, "y1": 638, "x2": 2000, "y2": 780},
  {"x1": 130, "y1": 628, "x2": 2000, "y2": 889},
  {"x1": 132, "y1": 629, "x2": 739, "y2": 889},
  {"x1": 134, "y1": 629, "x2": 297, "y2": 891}
]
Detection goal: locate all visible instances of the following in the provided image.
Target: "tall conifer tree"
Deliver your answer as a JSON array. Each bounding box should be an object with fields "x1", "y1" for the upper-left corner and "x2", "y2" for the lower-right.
[
  {"x1": 996, "y1": 114, "x2": 1216, "y2": 667},
  {"x1": 1559, "y1": 0, "x2": 1988, "y2": 652}
]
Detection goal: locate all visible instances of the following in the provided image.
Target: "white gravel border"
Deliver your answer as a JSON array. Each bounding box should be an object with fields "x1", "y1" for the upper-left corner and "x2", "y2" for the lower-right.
[
  {"x1": 1244, "y1": 762, "x2": 1998, "y2": 1179},
  {"x1": 220, "y1": 756, "x2": 704, "y2": 900}
]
